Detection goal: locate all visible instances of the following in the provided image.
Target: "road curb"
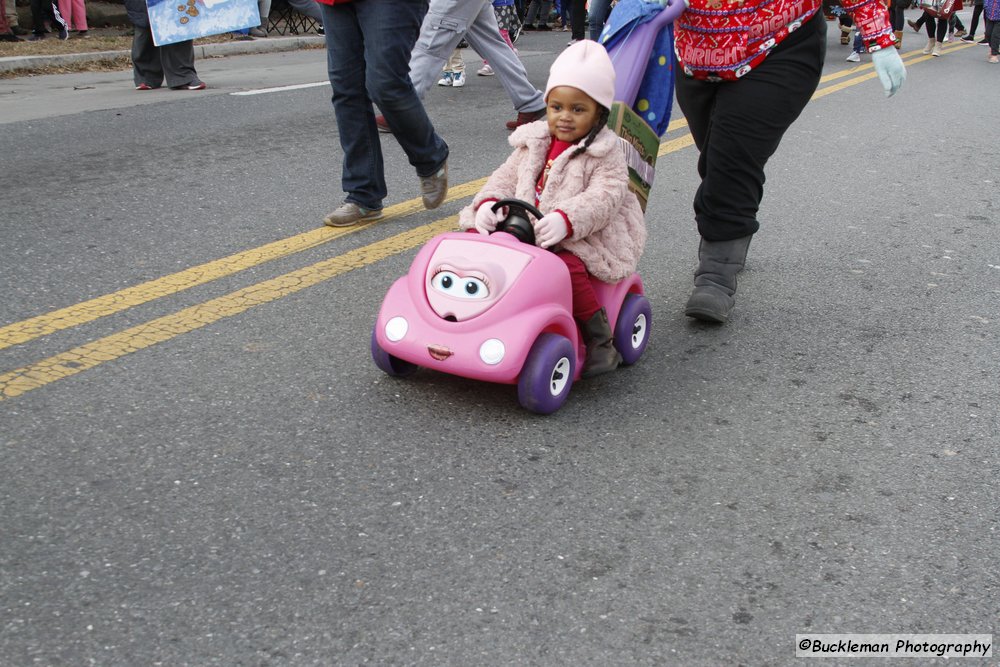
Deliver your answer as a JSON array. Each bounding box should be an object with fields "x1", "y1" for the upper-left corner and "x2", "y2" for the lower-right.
[{"x1": 0, "y1": 35, "x2": 325, "y2": 74}]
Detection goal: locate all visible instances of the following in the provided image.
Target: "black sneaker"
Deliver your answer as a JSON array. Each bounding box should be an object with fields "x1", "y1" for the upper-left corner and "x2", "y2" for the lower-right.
[
  {"x1": 28, "y1": 33, "x2": 45, "y2": 41},
  {"x1": 0, "y1": 32, "x2": 22, "y2": 42},
  {"x1": 979, "y1": 37, "x2": 989, "y2": 44},
  {"x1": 12, "y1": 25, "x2": 29, "y2": 35},
  {"x1": 960, "y1": 35, "x2": 975, "y2": 42}
]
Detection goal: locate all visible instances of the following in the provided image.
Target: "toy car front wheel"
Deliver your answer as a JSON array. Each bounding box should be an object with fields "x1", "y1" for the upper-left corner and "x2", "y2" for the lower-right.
[
  {"x1": 371, "y1": 327, "x2": 418, "y2": 377},
  {"x1": 614, "y1": 293, "x2": 652, "y2": 366},
  {"x1": 517, "y1": 333, "x2": 575, "y2": 415}
]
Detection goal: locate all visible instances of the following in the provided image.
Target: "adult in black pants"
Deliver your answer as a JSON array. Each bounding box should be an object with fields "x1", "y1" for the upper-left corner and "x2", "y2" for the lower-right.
[
  {"x1": 569, "y1": 0, "x2": 586, "y2": 42},
  {"x1": 27, "y1": 0, "x2": 67, "y2": 41},
  {"x1": 124, "y1": 0, "x2": 206, "y2": 90},
  {"x1": 676, "y1": 15, "x2": 827, "y2": 318},
  {"x1": 668, "y1": 0, "x2": 903, "y2": 323},
  {"x1": 960, "y1": 0, "x2": 985, "y2": 41},
  {"x1": 919, "y1": 10, "x2": 950, "y2": 55},
  {"x1": 889, "y1": 0, "x2": 907, "y2": 48}
]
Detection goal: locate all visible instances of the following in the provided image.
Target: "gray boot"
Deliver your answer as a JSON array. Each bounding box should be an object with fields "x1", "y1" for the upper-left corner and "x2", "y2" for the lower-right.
[
  {"x1": 684, "y1": 235, "x2": 752, "y2": 323},
  {"x1": 581, "y1": 308, "x2": 622, "y2": 378}
]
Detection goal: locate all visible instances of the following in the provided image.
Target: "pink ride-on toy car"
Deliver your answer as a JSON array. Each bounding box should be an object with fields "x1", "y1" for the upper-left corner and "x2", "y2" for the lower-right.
[{"x1": 371, "y1": 199, "x2": 652, "y2": 414}]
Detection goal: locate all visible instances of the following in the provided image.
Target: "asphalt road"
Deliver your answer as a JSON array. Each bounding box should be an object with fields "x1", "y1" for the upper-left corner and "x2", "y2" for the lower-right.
[{"x1": 1, "y1": 19, "x2": 998, "y2": 666}]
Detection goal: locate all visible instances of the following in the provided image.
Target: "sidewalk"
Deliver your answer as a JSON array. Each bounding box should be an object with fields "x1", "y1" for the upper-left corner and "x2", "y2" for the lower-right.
[
  {"x1": 0, "y1": 1, "x2": 324, "y2": 74},
  {"x1": 0, "y1": 34, "x2": 325, "y2": 73}
]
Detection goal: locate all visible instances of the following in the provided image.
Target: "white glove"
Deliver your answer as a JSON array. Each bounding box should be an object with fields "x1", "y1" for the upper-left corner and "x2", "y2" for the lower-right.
[
  {"x1": 534, "y1": 212, "x2": 569, "y2": 249},
  {"x1": 474, "y1": 202, "x2": 504, "y2": 235},
  {"x1": 871, "y1": 48, "x2": 906, "y2": 98}
]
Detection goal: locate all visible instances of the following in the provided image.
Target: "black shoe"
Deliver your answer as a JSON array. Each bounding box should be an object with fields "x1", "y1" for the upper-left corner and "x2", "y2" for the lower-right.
[
  {"x1": 537, "y1": 24, "x2": 552, "y2": 31},
  {"x1": 28, "y1": 33, "x2": 45, "y2": 41},
  {"x1": 11, "y1": 25, "x2": 29, "y2": 35},
  {"x1": 522, "y1": 23, "x2": 536, "y2": 30},
  {"x1": 960, "y1": 34, "x2": 975, "y2": 42},
  {"x1": 978, "y1": 37, "x2": 989, "y2": 44},
  {"x1": 0, "y1": 32, "x2": 22, "y2": 41},
  {"x1": 316, "y1": 25, "x2": 324, "y2": 35}
]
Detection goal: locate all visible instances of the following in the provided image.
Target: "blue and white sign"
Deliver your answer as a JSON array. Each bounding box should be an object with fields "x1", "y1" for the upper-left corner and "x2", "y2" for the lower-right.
[{"x1": 148, "y1": 0, "x2": 259, "y2": 46}]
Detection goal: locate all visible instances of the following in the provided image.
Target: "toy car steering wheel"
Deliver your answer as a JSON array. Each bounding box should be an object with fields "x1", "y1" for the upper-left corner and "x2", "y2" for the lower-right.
[{"x1": 491, "y1": 198, "x2": 543, "y2": 246}]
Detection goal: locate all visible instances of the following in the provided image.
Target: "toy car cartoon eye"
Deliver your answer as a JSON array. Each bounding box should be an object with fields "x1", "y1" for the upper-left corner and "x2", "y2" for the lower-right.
[{"x1": 431, "y1": 270, "x2": 490, "y2": 299}]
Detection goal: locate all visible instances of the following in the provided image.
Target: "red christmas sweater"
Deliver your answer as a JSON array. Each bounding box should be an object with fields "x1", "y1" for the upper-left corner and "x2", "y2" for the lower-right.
[{"x1": 675, "y1": 0, "x2": 895, "y2": 80}]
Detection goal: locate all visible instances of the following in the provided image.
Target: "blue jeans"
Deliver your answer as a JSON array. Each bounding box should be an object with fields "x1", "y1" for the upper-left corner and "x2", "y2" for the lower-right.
[
  {"x1": 320, "y1": 0, "x2": 449, "y2": 210},
  {"x1": 587, "y1": 0, "x2": 611, "y2": 40}
]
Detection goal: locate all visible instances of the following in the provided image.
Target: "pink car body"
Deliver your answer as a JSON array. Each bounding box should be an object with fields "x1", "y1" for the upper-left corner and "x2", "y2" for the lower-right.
[{"x1": 372, "y1": 230, "x2": 651, "y2": 413}]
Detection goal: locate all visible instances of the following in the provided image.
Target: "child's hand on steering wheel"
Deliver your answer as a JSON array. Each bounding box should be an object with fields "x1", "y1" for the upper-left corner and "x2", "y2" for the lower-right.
[
  {"x1": 474, "y1": 202, "x2": 505, "y2": 235},
  {"x1": 534, "y1": 212, "x2": 569, "y2": 249}
]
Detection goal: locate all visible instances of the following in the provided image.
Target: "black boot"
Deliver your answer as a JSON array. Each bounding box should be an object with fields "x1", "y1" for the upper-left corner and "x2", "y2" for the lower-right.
[
  {"x1": 684, "y1": 235, "x2": 752, "y2": 323},
  {"x1": 581, "y1": 308, "x2": 622, "y2": 378}
]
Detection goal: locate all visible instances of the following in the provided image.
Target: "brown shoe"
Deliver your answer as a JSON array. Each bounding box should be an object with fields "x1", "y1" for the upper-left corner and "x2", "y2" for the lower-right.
[
  {"x1": 375, "y1": 114, "x2": 391, "y2": 134},
  {"x1": 323, "y1": 202, "x2": 384, "y2": 227},
  {"x1": 419, "y1": 162, "x2": 448, "y2": 210},
  {"x1": 505, "y1": 107, "x2": 546, "y2": 130}
]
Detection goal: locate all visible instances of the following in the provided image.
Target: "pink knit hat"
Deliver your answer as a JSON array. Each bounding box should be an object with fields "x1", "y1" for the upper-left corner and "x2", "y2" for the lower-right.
[{"x1": 544, "y1": 40, "x2": 617, "y2": 110}]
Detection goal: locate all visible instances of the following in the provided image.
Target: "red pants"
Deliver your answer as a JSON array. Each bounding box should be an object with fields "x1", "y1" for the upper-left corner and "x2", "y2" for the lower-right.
[{"x1": 556, "y1": 251, "x2": 601, "y2": 323}]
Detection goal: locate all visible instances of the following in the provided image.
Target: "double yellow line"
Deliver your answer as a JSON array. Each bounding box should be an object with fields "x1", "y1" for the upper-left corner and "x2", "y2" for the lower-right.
[{"x1": 0, "y1": 45, "x2": 966, "y2": 400}]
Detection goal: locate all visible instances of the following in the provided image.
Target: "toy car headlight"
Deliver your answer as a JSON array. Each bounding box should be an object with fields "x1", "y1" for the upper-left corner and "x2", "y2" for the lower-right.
[
  {"x1": 479, "y1": 338, "x2": 505, "y2": 365},
  {"x1": 385, "y1": 317, "x2": 408, "y2": 342}
]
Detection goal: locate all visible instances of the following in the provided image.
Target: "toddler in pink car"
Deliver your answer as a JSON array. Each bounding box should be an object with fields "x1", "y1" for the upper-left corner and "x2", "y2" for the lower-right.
[
  {"x1": 372, "y1": 41, "x2": 650, "y2": 414},
  {"x1": 459, "y1": 40, "x2": 647, "y2": 378}
]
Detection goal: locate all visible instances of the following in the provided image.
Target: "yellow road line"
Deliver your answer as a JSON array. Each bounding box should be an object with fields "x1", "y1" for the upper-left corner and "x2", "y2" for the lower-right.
[
  {"x1": 0, "y1": 180, "x2": 485, "y2": 352},
  {"x1": 814, "y1": 43, "x2": 973, "y2": 97},
  {"x1": 0, "y1": 217, "x2": 459, "y2": 400}
]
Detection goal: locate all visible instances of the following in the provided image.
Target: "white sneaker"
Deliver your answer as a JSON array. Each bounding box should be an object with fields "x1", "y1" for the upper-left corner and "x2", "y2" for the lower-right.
[
  {"x1": 451, "y1": 71, "x2": 466, "y2": 87},
  {"x1": 437, "y1": 72, "x2": 453, "y2": 86},
  {"x1": 477, "y1": 64, "x2": 494, "y2": 76},
  {"x1": 845, "y1": 52, "x2": 860, "y2": 62}
]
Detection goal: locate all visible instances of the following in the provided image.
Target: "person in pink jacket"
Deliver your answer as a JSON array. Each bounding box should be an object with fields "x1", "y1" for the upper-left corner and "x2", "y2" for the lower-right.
[{"x1": 458, "y1": 41, "x2": 647, "y2": 378}]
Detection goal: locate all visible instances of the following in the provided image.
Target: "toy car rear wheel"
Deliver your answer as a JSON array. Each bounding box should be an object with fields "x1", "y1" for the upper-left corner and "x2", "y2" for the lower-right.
[
  {"x1": 614, "y1": 293, "x2": 652, "y2": 366},
  {"x1": 517, "y1": 333, "x2": 575, "y2": 415},
  {"x1": 371, "y1": 328, "x2": 418, "y2": 377}
]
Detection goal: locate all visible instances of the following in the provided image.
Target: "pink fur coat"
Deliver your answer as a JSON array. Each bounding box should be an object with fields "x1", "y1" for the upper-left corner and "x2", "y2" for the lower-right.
[{"x1": 458, "y1": 120, "x2": 647, "y2": 284}]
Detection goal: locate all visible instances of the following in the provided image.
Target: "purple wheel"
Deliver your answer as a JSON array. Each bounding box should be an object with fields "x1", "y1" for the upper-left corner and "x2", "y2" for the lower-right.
[
  {"x1": 371, "y1": 327, "x2": 418, "y2": 377},
  {"x1": 613, "y1": 293, "x2": 652, "y2": 366},
  {"x1": 517, "y1": 333, "x2": 575, "y2": 415}
]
